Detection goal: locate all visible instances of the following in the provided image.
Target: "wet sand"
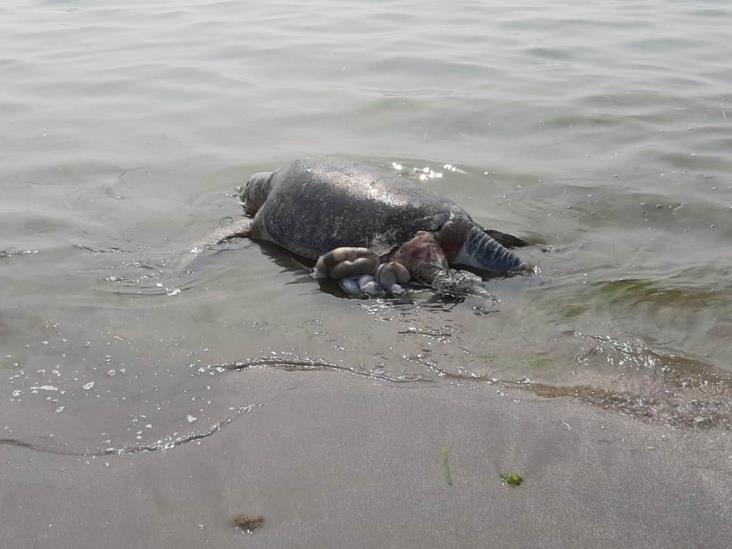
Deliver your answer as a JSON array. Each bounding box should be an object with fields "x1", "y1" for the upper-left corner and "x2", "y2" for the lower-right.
[
  {"x1": 3, "y1": 1, "x2": 732, "y2": 547},
  {"x1": 2, "y1": 370, "x2": 729, "y2": 549}
]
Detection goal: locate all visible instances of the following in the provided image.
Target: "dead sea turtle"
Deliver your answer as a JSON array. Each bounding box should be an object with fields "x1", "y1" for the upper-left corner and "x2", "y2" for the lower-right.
[{"x1": 214, "y1": 159, "x2": 530, "y2": 297}]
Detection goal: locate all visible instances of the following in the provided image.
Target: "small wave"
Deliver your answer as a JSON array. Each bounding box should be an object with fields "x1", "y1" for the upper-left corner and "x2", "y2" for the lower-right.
[{"x1": 0, "y1": 248, "x2": 39, "y2": 259}]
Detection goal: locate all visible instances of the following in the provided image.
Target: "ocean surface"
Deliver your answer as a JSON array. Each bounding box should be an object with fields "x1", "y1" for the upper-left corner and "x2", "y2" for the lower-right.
[{"x1": 1, "y1": 0, "x2": 731, "y2": 455}]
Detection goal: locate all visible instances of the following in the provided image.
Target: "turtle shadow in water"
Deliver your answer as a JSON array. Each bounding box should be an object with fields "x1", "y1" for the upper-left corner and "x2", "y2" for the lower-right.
[
  {"x1": 256, "y1": 240, "x2": 315, "y2": 283},
  {"x1": 185, "y1": 237, "x2": 313, "y2": 281}
]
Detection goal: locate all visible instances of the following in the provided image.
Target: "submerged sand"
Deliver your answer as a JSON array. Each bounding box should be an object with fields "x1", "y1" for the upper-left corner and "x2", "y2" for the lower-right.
[{"x1": 1, "y1": 369, "x2": 729, "y2": 549}]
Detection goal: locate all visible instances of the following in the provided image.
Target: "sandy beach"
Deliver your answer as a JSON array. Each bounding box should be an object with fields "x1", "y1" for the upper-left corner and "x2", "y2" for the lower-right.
[{"x1": 3, "y1": 369, "x2": 729, "y2": 549}]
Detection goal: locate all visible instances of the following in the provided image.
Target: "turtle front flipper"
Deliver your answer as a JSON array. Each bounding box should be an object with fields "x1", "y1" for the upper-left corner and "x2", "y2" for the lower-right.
[
  {"x1": 178, "y1": 218, "x2": 254, "y2": 272},
  {"x1": 209, "y1": 218, "x2": 253, "y2": 244}
]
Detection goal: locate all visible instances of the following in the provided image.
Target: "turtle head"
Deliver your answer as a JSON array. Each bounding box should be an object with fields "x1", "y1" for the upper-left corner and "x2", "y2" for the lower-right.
[{"x1": 240, "y1": 172, "x2": 273, "y2": 216}]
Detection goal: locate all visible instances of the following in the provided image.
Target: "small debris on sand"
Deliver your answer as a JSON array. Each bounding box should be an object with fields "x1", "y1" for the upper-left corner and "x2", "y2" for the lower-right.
[{"x1": 231, "y1": 514, "x2": 264, "y2": 533}]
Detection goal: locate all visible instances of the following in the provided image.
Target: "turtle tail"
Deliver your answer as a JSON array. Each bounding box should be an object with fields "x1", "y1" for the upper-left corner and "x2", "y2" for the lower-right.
[{"x1": 462, "y1": 225, "x2": 523, "y2": 272}]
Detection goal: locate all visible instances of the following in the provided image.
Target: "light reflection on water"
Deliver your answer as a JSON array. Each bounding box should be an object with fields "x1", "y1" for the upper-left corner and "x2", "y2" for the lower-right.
[{"x1": 1, "y1": 0, "x2": 732, "y2": 453}]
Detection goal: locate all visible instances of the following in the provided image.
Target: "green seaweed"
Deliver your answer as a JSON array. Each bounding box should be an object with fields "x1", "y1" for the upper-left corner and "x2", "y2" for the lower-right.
[
  {"x1": 500, "y1": 472, "x2": 523, "y2": 486},
  {"x1": 442, "y1": 446, "x2": 453, "y2": 486}
]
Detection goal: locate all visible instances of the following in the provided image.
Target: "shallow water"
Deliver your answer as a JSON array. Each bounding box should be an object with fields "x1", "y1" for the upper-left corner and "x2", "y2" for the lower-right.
[{"x1": 1, "y1": 0, "x2": 731, "y2": 454}]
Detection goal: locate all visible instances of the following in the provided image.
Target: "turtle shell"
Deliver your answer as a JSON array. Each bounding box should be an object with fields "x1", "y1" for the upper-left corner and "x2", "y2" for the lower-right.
[{"x1": 253, "y1": 159, "x2": 462, "y2": 260}]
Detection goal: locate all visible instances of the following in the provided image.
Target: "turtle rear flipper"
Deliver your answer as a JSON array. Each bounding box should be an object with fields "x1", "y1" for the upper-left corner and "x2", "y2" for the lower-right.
[
  {"x1": 452, "y1": 226, "x2": 524, "y2": 273},
  {"x1": 481, "y1": 228, "x2": 529, "y2": 249}
]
